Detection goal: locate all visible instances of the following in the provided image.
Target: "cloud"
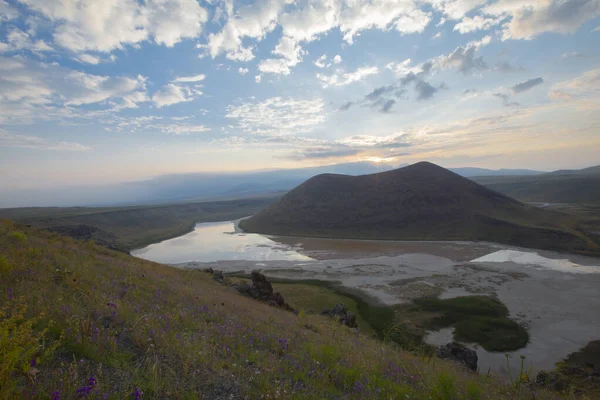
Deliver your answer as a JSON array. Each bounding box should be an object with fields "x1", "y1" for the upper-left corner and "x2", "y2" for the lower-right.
[
  {"x1": 238, "y1": 67, "x2": 249, "y2": 75},
  {"x1": 333, "y1": 55, "x2": 342, "y2": 64},
  {"x1": 226, "y1": 97, "x2": 327, "y2": 136},
  {"x1": 435, "y1": 35, "x2": 491, "y2": 74},
  {"x1": 593, "y1": 25, "x2": 600, "y2": 32},
  {"x1": 314, "y1": 54, "x2": 328, "y2": 68},
  {"x1": 258, "y1": 36, "x2": 305, "y2": 75},
  {"x1": 0, "y1": 27, "x2": 54, "y2": 53},
  {"x1": 0, "y1": 131, "x2": 90, "y2": 151},
  {"x1": 173, "y1": 74, "x2": 206, "y2": 83},
  {"x1": 76, "y1": 54, "x2": 101, "y2": 64},
  {"x1": 152, "y1": 84, "x2": 198, "y2": 107},
  {"x1": 550, "y1": 68, "x2": 600, "y2": 98},
  {"x1": 493, "y1": 92, "x2": 520, "y2": 107},
  {"x1": 339, "y1": 101, "x2": 354, "y2": 111},
  {"x1": 286, "y1": 146, "x2": 361, "y2": 160},
  {"x1": 483, "y1": 0, "x2": 600, "y2": 40},
  {"x1": 17, "y1": 0, "x2": 208, "y2": 53},
  {"x1": 415, "y1": 80, "x2": 438, "y2": 100},
  {"x1": 205, "y1": 0, "x2": 433, "y2": 74},
  {"x1": 512, "y1": 77, "x2": 544, "y2": 93},
  {"x1": 427, "y1": 0, "x2": 488, "y2": 20},
  {"x1": 0, "y1": 56, "x2": 148, "y2": 123},
  {"x1": 149, "y1": 123, "x2": 210, "y2": 135},
  {"x1": 453, "y1": 15, "x2": 501, "y2": 33},
  {"x1": 561, "y1": 51, "x2": 585, "y2": 59},
  {"x1": 0, "y1": 0, "x2": 19, "y2": 22},
  {"x1": 255, "y1": 75, "x2": 262, "y2": 83},
  {"x1": 316, "y1": 66, "x2": 379, "y2": 88},
  {"x1": 432, "y1": 32, "x2": 442, "y2": 39},
  {"x1": 494, "y1": 61, "x2": 523, "y2": 72},
  {"x1": 381, "y1": 99, "x2": 396, "y2": 112}
]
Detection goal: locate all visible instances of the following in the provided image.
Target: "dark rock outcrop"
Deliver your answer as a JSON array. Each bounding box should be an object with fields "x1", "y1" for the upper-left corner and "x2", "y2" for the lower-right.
[
  {"x1": 320, "y1": 303, "x2": 358, "y2": 328},
  {"x1": 437, "y1": 342, "x2": 478, "y2": 371},
  {"x1": 235, "y1": 271, "x2": 296, "y2": 313}
]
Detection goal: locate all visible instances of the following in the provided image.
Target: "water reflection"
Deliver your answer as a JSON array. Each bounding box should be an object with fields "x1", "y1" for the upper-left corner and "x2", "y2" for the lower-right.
[{"x1": 131, "y1": 220, "x2": 312, "y2": 263}]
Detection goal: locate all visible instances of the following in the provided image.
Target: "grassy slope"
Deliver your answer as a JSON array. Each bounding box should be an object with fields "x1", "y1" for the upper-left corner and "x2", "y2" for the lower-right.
[
  {"x1": 0, "y1": 222, "x2": 568, "y2": 400},
  {"x1": 0, "y1": 197, "x2": 278, "y2": 251}
]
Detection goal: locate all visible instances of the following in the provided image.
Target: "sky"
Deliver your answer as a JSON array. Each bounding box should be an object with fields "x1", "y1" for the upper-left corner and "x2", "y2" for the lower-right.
[{"x1": 1, "y1": 0, "x2": 599, "y2": 190}]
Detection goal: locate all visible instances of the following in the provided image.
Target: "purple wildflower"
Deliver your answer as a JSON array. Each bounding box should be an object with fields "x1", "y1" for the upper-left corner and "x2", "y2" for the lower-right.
[
  {"x1": 51, "y1": 391, "x2": 61, "y2": 400},
  {"x1": 76, "y1": 375, "x2": 97, "y2": 398},
  {"x1": 30, "y1": 357, "x2": 37, "y2": 367},
  {"x1": 131, "y1": 387, "x2": 143, "y2": 399},
  {"x1": 8, "y1": 288, "x2": 13, "y2": 300}
]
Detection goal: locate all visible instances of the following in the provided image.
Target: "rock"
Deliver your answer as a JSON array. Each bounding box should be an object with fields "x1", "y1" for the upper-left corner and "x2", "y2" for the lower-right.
[
  {"x1": 203, "y1": 268, "x2": 214, "y2": 274},
  {"x1": 235, "y1": 270, "x2": 296, "y2": 313},
  {"x1": 212, "y1": 270, "x2": 225, "y2": 283},
  {"x1": 437, "y1": 342, "x2": 478, "y2": 372},
  {"x1": 321, "y1": 303, "x2": 358, "y2": 328}
]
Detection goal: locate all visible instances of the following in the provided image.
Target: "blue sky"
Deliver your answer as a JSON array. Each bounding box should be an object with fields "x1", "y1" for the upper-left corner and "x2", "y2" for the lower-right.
[{"x1": 1, "y1": 0, "x2": 599, "y2": 190}]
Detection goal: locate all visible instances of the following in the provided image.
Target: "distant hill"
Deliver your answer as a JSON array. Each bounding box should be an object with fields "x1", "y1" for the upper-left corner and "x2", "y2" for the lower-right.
[
  {"x1": 450, "y1": 167, "x2": 543, "y2": 177},
  {"x1": 241, "y1": 162, "x2": 599, "y2": 255},
  {"x1": 472, "y1": 165, "x2": 600, "y2": 205}
]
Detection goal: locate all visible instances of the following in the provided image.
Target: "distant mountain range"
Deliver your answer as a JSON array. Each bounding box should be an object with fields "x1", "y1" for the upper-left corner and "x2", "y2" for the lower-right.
[
  {"x1": 240, "y1": 162, "x2": 599, "y2": 255},
  {"x1": 0, "y1": 162, "x2": 553, "y2": 208}
]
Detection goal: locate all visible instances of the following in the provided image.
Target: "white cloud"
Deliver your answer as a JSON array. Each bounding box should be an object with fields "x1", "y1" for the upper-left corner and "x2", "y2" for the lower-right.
[
  {"x1": 238, "y1": 67, "x2": 249, "y2": 75},
  {"x1": 593, "y1": 25, "x2": 600, "y2": 32},
  {"x1": 432, "y1": 32, "x2": 442, "y2": 39},
  {"x1": 426, "y1": 0, "x2": 488, "y2": 20},
  {"x1": 0, "y1": 56, "x2": 149, "y2": 123},
  {"x1": 205, "y1": 0, "x2": 433, "y2": 74},
  {"x1": 0, "y1": 27, "x2": 54, "y2": 53},
  {"x1": 258, "y1": 35, "x2": 305, "y2": 75},
  {"x1": 454, "y1": 15, "x2": 500, "y2": 33},
  {"x1": 173, "y1": 74, "x2": 206, "y2": 83},
  {"x1": 0, "y1": 0, "x2": 19, "y2": 22},
  {"x1": 315, "y1": 54, "x2": 328, "y2": 68},
  {"x1": 0, "y1": 131, "x2": 90, "y2": 151},
  {"x1": 316, "y1": 66, "x2": 379, "y2": 88},
  {"x1": 255, "y1": 75, "x2": 262, "y2": 83},
  {"x1": 258, "y1": 58, "x2": 292, "y2": 75},
  {"x1": 226, "y1": 97, "x2": 327, "y2": 136},
  {"x1": 152, "y1": 83, "x2": 199, "y2": 107},
  {"x1": 18, "y1": 0, "x2": 208, "y2": 53},
  {"x1": 149, "y1": 123, "x2": 210, "y2": 135},
  {"x1": 483, "y1": 0, "x2": 600, "y2": 40},
  {"x1": 76, "y1": 54, "x2": 101, "y2": 64},
  {"x1": 386, "y1": 58, "x2": 423, "y2": 76},
  {"x1": 333, "y1": 54, "x2": 342, "y2": 64}
]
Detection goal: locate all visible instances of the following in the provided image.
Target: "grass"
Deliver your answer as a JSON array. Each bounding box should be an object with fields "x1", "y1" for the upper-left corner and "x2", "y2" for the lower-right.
[
  {"x1": 0, "y1": 197, "x2": 278, "y2": 251},
  {"x1": 0, "y1": 221, "x2": 571, "y2": 399},
  {"x1": 414, "y1": 296, "x2": 529, "y2": 352}
]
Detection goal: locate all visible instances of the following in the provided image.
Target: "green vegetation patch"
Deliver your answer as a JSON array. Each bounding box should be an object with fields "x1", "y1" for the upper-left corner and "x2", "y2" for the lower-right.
[{"x1": 414, "y1": 296, "x2": 529, "y2": 352}]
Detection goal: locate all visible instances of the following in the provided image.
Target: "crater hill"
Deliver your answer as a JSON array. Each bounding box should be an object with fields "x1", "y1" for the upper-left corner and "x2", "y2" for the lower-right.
[{"x1": 240, "y1": 162, "x2": 599, "y2": 255}]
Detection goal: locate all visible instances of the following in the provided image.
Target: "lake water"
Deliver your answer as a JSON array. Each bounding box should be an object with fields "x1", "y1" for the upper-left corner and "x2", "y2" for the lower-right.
[{"x1": 131, "y1": 220, "x2": 311, "y2": 263}]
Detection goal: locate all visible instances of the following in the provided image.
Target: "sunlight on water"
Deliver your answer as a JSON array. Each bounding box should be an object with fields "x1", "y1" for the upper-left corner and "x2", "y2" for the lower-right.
[
  {"x1": 472, "y1": 249, "x2": 599, "y2": 274},
  {"x1": 131, "y1": 221, "x2": 312, "y2": 264}
]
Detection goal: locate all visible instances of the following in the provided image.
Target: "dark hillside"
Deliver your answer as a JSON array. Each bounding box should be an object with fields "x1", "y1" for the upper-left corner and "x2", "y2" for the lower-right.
[{"x1": 241, "y1": 162, "x2": 599, "y2": 255}]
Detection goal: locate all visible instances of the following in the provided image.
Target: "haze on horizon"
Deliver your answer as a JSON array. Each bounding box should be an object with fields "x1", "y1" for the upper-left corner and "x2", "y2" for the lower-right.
[{"x1": 1, "y1": 0, "x2": 599, "y2": 193}]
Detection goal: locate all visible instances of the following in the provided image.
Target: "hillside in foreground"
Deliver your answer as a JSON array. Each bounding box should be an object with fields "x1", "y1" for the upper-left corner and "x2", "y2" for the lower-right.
[
  {"x1": 0, "y1": 221, "x2": 568, "y2": 399},
  {"x1": 241, "y1": 162, "x2": 599, "y2": 256}
]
